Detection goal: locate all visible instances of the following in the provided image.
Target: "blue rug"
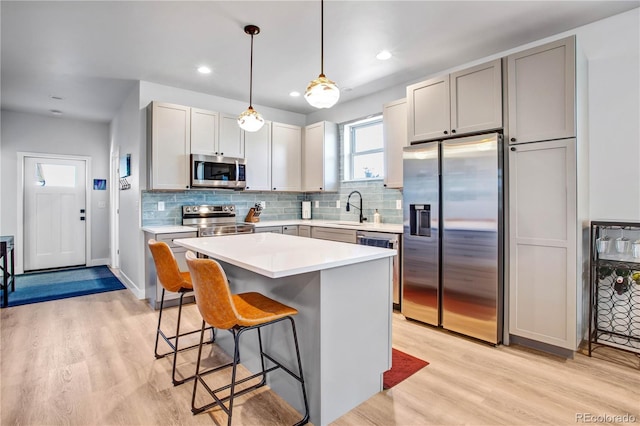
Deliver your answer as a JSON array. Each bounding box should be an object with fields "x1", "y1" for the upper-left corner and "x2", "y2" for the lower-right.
[{"x1": 7, "y1": 266, "x2": 125, "y2": 307}]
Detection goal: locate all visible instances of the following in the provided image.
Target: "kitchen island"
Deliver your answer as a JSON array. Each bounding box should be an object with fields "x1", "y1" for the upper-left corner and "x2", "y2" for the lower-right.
[{"x1": 174, "y1": 232, "x2": 396, "y2": 426}]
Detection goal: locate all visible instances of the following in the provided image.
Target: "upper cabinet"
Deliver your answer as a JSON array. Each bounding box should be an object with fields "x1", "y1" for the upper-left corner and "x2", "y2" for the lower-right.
[
  {"x1": 191, "y1": 109, "x2": 244, "y2": 158},
  {"x1": 218, "y1": 113, "x2": 244, "y2": 158},
  {"x1": 148, "y1": 101, "x2": 191, "y2": 190},
  {"x1": 303, "y1": 121, "x2": 338, "y2": 192},
  {"x1": 244, "y1": 121, "x2": 272, "y2": 191},
  {"x1": 383, "y1": 98, "x2": 407, "y2": 189},
  {"x1": 407, "y1": 59, "x2": 502, "y2": 143},
  {"x1": 507, "y1": 36, "x2": 576, "y2": 144},
  {"x1": 271, "y1": 122, "x2": 302, "y2": 191}
]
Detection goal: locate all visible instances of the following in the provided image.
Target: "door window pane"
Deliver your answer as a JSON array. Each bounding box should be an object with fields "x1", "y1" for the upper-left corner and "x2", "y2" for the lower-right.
[{"x1": 36, "y1": 163, "x2": 76, "y2": 187}]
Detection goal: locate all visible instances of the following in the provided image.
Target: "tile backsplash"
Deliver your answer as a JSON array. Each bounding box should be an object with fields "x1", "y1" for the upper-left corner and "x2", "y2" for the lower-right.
[{"x1": 141, "y1": 184, "x2": 402, "y2": 226}]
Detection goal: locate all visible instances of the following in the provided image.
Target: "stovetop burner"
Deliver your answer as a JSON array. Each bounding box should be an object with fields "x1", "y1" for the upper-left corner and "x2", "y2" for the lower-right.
[{"x1": 182, "y1": 204, "x2": 254, "y2": 236}]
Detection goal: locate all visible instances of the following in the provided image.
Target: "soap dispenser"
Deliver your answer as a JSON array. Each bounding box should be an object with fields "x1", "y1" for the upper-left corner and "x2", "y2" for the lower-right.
[{"x1": 373, "y1": 209, "x2": 381, "y2": 224}]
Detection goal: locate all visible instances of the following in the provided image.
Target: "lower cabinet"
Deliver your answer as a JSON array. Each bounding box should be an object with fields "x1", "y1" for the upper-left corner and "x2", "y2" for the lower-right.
[
  {"x1": 311, "y1": 227, "x2": 357, "y2": 244},
  {"x1": 282, "y1": 225, "x2": 298, "y2": 236},
  {"x1": 144, "y1": 230, "x2": 197, "y2": 309},
  {"x1": 298, "y1": 225, "x2": 311, "y2": 238},
  {"x1": 254, "y1": 226, "x2": 283, "y2": 234}
]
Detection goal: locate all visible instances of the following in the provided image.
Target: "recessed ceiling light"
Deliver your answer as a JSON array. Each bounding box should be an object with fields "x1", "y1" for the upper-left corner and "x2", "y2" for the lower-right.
[
  {"x1": 197, "y1": 66, "x2": 212, "y2": 74},
  {"x1": 49, "y1": 109, "x2": 63, "y2": 116},
  {"x1": 289, "y1": 91, "x2": 301, "y2": 97},
  {"x1": 376, "y1": 50, "x2": 392, "y2": 60}
]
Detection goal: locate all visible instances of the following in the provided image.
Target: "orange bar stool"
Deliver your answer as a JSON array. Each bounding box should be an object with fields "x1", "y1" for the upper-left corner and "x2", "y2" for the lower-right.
[
  {"x1": 185, "y1": 251, "x2": 309, "y2": 426},
  {"x1": 148, "y1": 239, "x2": 214, "y2": 385}
]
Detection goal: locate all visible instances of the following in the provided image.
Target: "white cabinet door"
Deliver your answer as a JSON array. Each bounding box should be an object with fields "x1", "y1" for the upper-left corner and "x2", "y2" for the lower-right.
[
  {"x1": 507, "y1": 36, "x2": 575, "y2": 144},
  {"x1": 450, "y1": 58, "x2": 502, "y2": 135},
  {"x1": 190, "y1": 108, "x2": 219, "y2": 155},
  {"x1": 271, "y1": 122, "x2": 301, "y2": 191},
  {"x1": 407, "y1": 75, "x2": 450, "y2": 142},
  {"x1": 508, "y1": 138, "x2": 577, "y2": 350},
  {"x1": 219, "y1": 113, "x2": 244, "y2": 158},
  {"x1": 383, "y1": 98, "x2": 407, "y2": 189},
  {"x1": 244, "y1": 121, "x2": 271, "y2": 191},
  {"x1": 149, "y1": 102, "x2": 191, "y2": 190},
  {"x1": 303, "y1": 121, "x2": 338, "y2": 192}
]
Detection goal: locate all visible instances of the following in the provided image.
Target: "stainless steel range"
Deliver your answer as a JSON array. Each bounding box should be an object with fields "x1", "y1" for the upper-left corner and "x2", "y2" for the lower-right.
[{"x1": 182, "y1": 204, "x2": 254, "y2": 236}]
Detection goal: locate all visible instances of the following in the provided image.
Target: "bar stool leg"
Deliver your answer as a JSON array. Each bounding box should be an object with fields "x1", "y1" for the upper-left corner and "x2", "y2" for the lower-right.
[
  {"x1": 172, "y1": 292, "x2": 186, "y2": 385},
  {"x1": 154, "y1": 288, "x2": 166, "y2": 359}
]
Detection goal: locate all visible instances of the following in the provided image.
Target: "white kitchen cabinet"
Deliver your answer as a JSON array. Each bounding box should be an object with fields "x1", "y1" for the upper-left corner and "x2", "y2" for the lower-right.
[
  {"x1": 144, "y1": 230, "x2": 197, "y2": 309},
  {"x1": 218, "y1": 113, "x2": 244, "y2": 158},
  {"x1": 508, "y1": 138, "x2": 578, "y2": 350},
  {"x1": 148, "y1": 101, "x2": 191, "y2": 190},
  {"x1": 271, "y1": 122, "x2": 302, "y2": 191},
  {"x1": 407, "y1": 59, "x2": 502, "y2": 143},
  {"x1": 190, "y1": 108, "x2": 219, "y2": 156},
  {"x1": 383, "y1": 98, "x2": 407, "y2": 189},
  {"x1": 407, "y1": 75, "x2": 449, "y2": 142},
  {"x1": 244, "y1": 121, "x2": 272, "y2": 191},
  {"x1": 303, "y1": 121, "x2": 338, "y2": 192},
  {"x1": 507, "y1": 36, "x2": 575, "y2": 144}
]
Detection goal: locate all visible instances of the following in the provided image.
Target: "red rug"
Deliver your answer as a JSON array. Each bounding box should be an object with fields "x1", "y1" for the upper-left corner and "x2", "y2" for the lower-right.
[{"x1": 383, "y1": 348, "x2": 429, "y2": 389}]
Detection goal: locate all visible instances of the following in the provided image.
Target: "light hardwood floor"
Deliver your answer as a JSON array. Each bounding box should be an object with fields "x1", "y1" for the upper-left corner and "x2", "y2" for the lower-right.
[{"x1": 2, "y1": 288, "x2": 638, "y2": 425}]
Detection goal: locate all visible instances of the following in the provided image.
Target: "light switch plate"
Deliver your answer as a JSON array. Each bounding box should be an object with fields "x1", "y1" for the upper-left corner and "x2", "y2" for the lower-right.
[
  {"x1": 158, "y1": 201, "x2": 165, "y2": 211},
  {"x1": 315, "y1": 200, "x2": 319, "y2": 208},
  {"x1": 396, "y1": 200, "x2": 402, "y2": 210},
  {"x1": 336, "y1": 200, "x2": 340, "y2": 208}
]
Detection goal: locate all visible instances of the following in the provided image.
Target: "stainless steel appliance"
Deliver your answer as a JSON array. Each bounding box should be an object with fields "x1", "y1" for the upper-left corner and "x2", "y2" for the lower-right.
[
  {"x1": 356, "y1": 230, "x2": 401, "y2": 308},
  {"x1": 190, "y1": 154, "x2": 246, "y2": 189},
  {"x1": 402, "y1": 133, "x2": 503, "y2": 344},
  {"x1": 182, "y1": 204, "x2": 255, "y2": 236}
]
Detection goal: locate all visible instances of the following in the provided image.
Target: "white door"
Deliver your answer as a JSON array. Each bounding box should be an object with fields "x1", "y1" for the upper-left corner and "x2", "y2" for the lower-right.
[{"x1": 24, "y1": 156, "x2": 87, "y2": 271}]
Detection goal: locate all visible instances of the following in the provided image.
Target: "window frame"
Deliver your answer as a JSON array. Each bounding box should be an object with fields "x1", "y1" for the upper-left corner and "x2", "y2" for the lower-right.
[{"x1": 343, "y1": 115, "x2": 384, "y2": 182}]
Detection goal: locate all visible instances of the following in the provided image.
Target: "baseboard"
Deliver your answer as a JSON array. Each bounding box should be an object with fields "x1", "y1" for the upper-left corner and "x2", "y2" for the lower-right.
[
  {"x1": 112, "y1": 268, "x2": 146, "y2": 300},
  {"x1": 509, "y1": 334, "x2": 575, "y2": 359},
  {"x1": 87, "y1": 258, "x2": 110, "y2": 267}
]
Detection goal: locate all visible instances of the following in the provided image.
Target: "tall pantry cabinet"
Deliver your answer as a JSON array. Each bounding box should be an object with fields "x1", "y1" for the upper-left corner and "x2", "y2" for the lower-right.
[{"x1": 507, "y1": 36, "x2": 587, "y2": 352}]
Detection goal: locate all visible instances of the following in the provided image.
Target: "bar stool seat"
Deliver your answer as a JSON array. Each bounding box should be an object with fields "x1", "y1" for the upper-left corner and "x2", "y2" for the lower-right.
[
  {"x1": 185, "y1": 250, "x2": 309, "y2": 426},
  {"x1": 148, "y1": 239, "x2": 214, "y2": 385}
]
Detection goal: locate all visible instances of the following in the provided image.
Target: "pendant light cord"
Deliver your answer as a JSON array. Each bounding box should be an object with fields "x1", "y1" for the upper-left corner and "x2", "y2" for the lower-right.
[
  {"x1": 320, "y1": 0, "x2": 324, "y2": 76},
  {"x1": 249, "y1": 32, "x2": 254, "y2": 107}
]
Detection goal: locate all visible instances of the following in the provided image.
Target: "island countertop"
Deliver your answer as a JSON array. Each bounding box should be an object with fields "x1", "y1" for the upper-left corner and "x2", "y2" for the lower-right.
[{"x1": 174, "y1": 232, "x2": 396, "y2": 279}]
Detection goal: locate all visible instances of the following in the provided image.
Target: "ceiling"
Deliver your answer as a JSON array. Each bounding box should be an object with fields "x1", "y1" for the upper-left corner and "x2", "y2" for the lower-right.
[{"x1": 2, "y1": 1, "x2": 638, "y2": 122}]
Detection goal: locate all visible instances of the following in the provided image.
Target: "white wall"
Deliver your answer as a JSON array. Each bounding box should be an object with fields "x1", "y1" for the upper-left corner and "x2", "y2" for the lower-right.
[
  {"x1": 0, "y1": 110, "x2": 111, "y2": 270},
  {"x1": 109, "y1": 82, "x2": 145, "y2": 297},
  {"x1": 308, "y1": 8, "x2": 640, "y2": 222}
]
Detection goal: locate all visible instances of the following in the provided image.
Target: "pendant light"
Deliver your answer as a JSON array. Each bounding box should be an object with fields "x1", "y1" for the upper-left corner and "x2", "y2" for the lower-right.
[
  {"x1": 304, "y1": 0, "x2": 340, "y2": 109},
  {"x1": 238, "y1": 25, "x2": 265, "y2": 132}
]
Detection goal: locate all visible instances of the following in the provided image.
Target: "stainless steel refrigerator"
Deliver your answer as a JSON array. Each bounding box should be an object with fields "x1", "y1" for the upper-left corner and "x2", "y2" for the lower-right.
[{"x1": 402, "y1": 133, "x2": 503, "y2": 344}]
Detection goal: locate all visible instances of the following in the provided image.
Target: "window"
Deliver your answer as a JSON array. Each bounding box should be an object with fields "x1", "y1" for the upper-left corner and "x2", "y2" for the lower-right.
[{"x1": 343, "y1": 115, "x2": 384, "y2": 181}]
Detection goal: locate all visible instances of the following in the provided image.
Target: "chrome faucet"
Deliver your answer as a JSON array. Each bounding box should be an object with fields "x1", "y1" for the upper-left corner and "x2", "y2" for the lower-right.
[{"x1": 346, "y1": 190, "x2": 366, "y2": 223}]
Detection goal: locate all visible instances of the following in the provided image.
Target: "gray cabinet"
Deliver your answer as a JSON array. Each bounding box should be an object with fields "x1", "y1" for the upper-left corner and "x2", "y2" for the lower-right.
[
  {"x1": 383, "y1": 98, "x2": 407, "y2": 189},
  {"x1": 311, "y1": 227, "x2": 357, "y2": 244},
  {"x1": 407, "y1": 59, "x2": 502, "y2": 143},
  {"x1": 148, "y1": 101, "x2": 191, "y2": 190},
  {"x1": 144, "y1": 230, "x2": 197, "y2": 309},
  {"x1": 298, "y1": 225, "x2": 311, "y2": 238},
  {"x1": 282, "y1": 225, "x2": 298, "y2": 236},
  {"x1": 303, "y1": 121, "x2": 338, "y2": 192},
  {"x1": 507, "y1": 36, "x2": 576, "y2": 144},
  {"x1": 255, "y1": 226, "x2": 283, "y2": 234}
]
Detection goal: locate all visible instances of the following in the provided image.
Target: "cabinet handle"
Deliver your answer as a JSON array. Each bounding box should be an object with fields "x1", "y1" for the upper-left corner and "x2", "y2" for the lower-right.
[
  {"x1": 443, "y1": 130, "x2": 448, "y2": 135},
  {"x1": 273, "y1": 187, "x2": 276, "y2": 190},
  {"x1": 319, "y1": 187, "x2": 323, "y2": 190},
  {"x1": 451, "y1": 129, "x2": 456, "y2": 134},
  {"x1": 220, "y1": 152, "x2": 224, "y2": 156},
  {"x1": 510, "y1": 147, "x2": 516, "y2": 151},
  {"x1": 384, "y1": 184, "x2": 387, "y2": 187},
  {"x1": 510, "y1": 137, "x2": 516, "y2": 142}
]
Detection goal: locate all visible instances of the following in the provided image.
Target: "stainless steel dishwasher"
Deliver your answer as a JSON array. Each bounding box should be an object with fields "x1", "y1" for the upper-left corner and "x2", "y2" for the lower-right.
[{"x1": 356, "y1": 231, "x2": 401, "y2": 309}]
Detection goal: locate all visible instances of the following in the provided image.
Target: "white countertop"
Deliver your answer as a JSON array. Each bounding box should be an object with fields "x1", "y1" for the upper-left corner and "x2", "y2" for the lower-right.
[
  {"x1": 141, "y1": 225, "x2": 198, "y2": 234},
  {"x1": 254, "y1": 219, "x2": 403, "y2": 234},
  {"x1": 174, "y1": 232, "x2": 396, "y2": 279}
]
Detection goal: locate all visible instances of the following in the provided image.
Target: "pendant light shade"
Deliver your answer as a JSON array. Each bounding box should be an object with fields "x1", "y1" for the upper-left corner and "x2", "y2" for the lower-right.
[
  {"x1": 238, "y1": 25, "x2": 265, "y2": 132},
  {"x1": 305, "y1": 0, "x2": 340, "y2": 109}
]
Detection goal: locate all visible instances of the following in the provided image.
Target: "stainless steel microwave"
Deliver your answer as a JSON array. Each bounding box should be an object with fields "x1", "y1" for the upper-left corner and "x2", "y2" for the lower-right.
[{"x1": 191, "y1": 154, "x2": 246, "y2": 189}]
